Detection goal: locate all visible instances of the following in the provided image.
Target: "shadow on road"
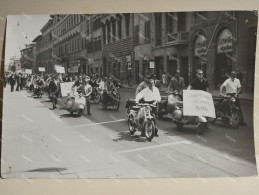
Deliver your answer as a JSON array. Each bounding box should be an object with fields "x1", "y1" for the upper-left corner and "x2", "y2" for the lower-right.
[{"x1": 112, "y1": 131, "x2": 149, "y2": 143}]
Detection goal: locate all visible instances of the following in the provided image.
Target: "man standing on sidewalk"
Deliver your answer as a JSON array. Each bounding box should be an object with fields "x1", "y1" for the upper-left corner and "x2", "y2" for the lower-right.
[
  {"x1": 8, "y1": 73, "x2": 16, "y2": 92},
  {"x1": 81, "y1": 77, "x2": 92, "y2": 115}
]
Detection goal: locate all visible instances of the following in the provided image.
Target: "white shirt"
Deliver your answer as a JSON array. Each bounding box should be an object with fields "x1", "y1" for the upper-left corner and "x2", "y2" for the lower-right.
[
  {"x1": 99, "y1": 81, "x2": 107, "y2": 91},
  {"x1": 135, "y1": 86, "x2": 161, "y2": 103},
  {"x1": 222, "y1": 78, "x2": 241, "y2": 94}
]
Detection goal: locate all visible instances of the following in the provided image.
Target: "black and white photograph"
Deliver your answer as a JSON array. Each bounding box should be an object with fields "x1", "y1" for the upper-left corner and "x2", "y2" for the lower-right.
[{"x1": 1, "y1": 11, "x2": 258, "y2": 178}]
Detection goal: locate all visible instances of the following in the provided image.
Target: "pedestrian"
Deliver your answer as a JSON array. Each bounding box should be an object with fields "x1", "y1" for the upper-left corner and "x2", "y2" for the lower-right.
[
  {"x1": 49, "y1": 75, "x2": 60, "y2": 110},
  {"x1": 16, "y1": 73, "x2": 22, "y2": 91},
  {"x1": 9, "y1": 73, "x2": 16, "y2": 92},
  {"x1": 81, "y1": 77, "x2": 92, "y2": 115}
]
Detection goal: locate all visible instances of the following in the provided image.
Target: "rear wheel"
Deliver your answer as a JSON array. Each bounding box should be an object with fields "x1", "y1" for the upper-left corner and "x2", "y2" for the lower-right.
[{"x1": 144, "y1": 120, "x2": 155, "y2": 141}]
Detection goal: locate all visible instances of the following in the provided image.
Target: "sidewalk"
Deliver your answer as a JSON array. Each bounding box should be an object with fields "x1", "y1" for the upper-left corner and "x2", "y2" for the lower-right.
[{"x1": 121, "y1": 83, "x2": 254, "y2": 101}]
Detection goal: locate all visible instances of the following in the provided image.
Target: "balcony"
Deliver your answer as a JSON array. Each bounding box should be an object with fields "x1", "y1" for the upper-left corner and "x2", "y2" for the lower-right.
[{"x1": 166, "y1": 31, "x2": 189, "y2": 45}]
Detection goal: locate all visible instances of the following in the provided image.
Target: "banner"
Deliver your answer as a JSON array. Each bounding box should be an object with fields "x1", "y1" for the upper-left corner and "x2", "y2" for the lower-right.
[
  {"x1": 149, "y1": 61, "x2": 155, "y2": 68},
  {"x1": 38, "y1": 67, "x2": 45, "y2": 72},
  {"x1": 60, "y1": 82, "x2": 75, "y2": 97},
  {"x1": 55, "y1": 65, "x2": 65, "y2": 73},
  {"x1": 25, "y1": 69, "x2": 32, "y2": 74},
  {"x1": 217, "y1": 29, "x2": 233, "y2": 53},
  {"x1": 183, "y1": 90, "x2": 215, "y2": 118}
]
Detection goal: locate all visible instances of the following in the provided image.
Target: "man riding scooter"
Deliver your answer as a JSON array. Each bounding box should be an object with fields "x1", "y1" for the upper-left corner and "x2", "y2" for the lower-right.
[
  {"x1": 219, "y1": 71, "x2": 246, "y2": 126},
  {"x1": 135, "y1": 75, "x2": 161, "y2": 137}
]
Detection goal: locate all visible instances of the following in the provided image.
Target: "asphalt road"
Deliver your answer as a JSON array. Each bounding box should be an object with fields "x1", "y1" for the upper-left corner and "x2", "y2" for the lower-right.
[{"x1": 1, "y1": 85, "x2": 257, "y2": 178}]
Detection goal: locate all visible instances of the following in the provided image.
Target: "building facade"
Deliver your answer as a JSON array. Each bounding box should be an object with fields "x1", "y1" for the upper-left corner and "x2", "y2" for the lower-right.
[
  {"x1": 20, "y1": 44, "x2": 36, "y2": 71},
  {"x1": 189, "y1": 11, "x2": 257, "y2": 91},
  {"x1": 101, "y1": 13, "x2": 134, "y2": 83},
  {"x1": 9, "y1": 56, "x2": 21, "y2": 72}
]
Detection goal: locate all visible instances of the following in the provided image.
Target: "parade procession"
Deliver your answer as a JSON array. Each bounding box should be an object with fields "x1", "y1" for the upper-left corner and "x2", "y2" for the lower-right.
[{"x1": 1, "y1": 11, "x2": 257, "y2": 178}]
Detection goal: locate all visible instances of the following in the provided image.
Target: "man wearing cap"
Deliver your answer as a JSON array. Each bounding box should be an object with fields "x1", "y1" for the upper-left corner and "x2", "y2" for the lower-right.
[
  {"x1": 81, "y1": 77, "x2": 92, "y2": 115},
  {"x1": 220, "y1": 71, "x2": 246, "y2": 126},
  {"x1": 135, "y1": 75, "x2": 150, "y2": 96},
  {"x1": 168, "y1": 70, "x2": 185, "y2": 95}
]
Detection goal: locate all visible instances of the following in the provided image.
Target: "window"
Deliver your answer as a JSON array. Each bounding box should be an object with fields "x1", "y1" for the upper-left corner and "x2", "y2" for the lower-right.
[
  {"x1": 93, "y1": 18, "x2": 101, "y2": 31},
  {"x1": 144, "y1": 20, "x2": 150, "y2": 42},
  {"x1": 134, "y1": 25, "x2": 139, "y2": 45},
  {"x1": 112, "y1": 20, "x2": 116, "y2": 41},
  {"x1": 102, "y1": 26, "x2": 106, "y2": 44},
  {"x1": 178, "y1": 12, "x2": 186, "y2": 31},
  {"x1": 166, "y1": 13, "x2": 173, "y2": 34},
  {"x1": 155, "y1": 13, "x2": 162, "y2": 46},
  {"x1": 125, "y1": 14, "x2": 130, "y2": 37},
  {"x1": 117, "y1": 18, "x2": 122, "y2": 39},
  {"x1": 107, "y1": 23, "x2": 110, "y2": 43}
]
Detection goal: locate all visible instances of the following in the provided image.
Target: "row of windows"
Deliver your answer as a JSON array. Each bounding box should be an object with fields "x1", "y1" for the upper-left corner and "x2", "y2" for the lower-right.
[
  {"x1": 54, "y1": 36, "x2": 102, "y2": 56},
  {"x1": 53, "y1": 15, "x2": 86, "y2": 37},
  {"x1": 102, "y1": 14, "x2": 130, "y2": 45}
]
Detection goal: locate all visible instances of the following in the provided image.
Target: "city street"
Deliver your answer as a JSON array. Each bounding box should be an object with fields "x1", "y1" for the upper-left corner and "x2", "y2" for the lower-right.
[{"x1": 1, "y1": 85, "x2": 257, "y2": 178}]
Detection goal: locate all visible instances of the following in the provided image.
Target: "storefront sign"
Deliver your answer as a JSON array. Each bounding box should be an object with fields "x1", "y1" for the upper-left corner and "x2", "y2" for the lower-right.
[
  {"x1": 55, "y1": 65, "x2": 65, "y2": 73},
  {"x1": 217, "y1": 29, "x2": 233, "y2": 53},
  {"x1": 38, "y1": 67, "x2": 45, "y2": 72},
  {"x1": 183, "y1": 90, "x2": 215, "y2": 118},
  {"x1": 149, "y1": 61, "x2": 155, "y2": 69},
  {"x1": 194, "y1": 34, "x2": 207, "y2": 56},
  {"x1": 25, "y1": 69, "x2": 32, "y2": 74},
  {"x1": 60, "y1": 82, "x2": 74, "y2": 97}
]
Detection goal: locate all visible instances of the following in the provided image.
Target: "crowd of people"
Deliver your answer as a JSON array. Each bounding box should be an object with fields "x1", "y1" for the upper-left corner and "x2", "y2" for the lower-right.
[{"x1": 4, "y1": 67, "x2": 246, "y2": 127}]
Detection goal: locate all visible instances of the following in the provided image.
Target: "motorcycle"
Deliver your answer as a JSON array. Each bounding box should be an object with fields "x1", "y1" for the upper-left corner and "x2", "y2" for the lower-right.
[
  {"x1": 32, "y1": 85, "x2": 44, "y2": 98},
  {"x1": 127, "y1": 102, "x2": 157, "y2": 141},
  {"x1": 210, "y1": 95, "x2": 241, "y2": 128},
  {"x1": 90, "y1": 87, "x2": 101, "y2": 104},
  {"x1": 172, "y1": 100, "x2": 209, "y2": 135},
  {"x1": 157, "y1": 90, "x2": 182, "y2": 119},
  {"x1": 102, "y1": 88, "x2": 120, "y2": 110},
  {"x1": 66, "y1": 88, "x2": 86, "y2": 116}
]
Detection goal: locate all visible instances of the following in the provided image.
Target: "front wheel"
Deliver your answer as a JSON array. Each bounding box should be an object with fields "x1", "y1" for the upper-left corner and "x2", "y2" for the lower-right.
[
  {"x1": 144, "y1": 120, "x2": 155, "y2": 141},
  {"x1": 229, "y1": 110, "x2": 241, "y2": 129},
  {"x1": 128, "y1": 117, "x2": 136, "y2": 135}
]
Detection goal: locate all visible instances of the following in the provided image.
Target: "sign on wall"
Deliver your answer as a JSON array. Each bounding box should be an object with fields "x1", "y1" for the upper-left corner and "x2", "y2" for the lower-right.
[
  {"x1": 55, "y1": 65, "x2": 65, "y2": 73},
  {"x1": 38, "y1": 67, "x2": 45, "y2": 72},
  {"x1": 183, "y1": 90, "x2": 215, "y2": 118},
  {"x1": 194, "y1": 34, "x2": 207, "y2": 56},
  {"x1": 217, "y1": 29, "x2": 233, "y2": 53},
  {"x1": 149, "y1": 61, "x2": 155, "y2": 69}
]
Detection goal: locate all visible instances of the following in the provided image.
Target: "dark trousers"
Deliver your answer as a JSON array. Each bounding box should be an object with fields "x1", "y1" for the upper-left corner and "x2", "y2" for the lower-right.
[
  {"x1": 16, "y1": 83, "x2": 20, "y2": 91},
  {"x1": 11, "y1": 84, "x2": 15, "y2": 92},
  {"x1": 85, "y1": 98, "x2": 91, "y2": 114}
]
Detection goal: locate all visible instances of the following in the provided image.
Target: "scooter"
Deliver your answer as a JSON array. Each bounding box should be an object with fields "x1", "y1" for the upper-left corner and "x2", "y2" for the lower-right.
[
  {"x1": 157, "y1": 90, "x2": 182, "y2": 119},
  {"x1": 66, "y1": 88, "x2": 85, "y2": 116},
  {"x1": 172, "y1": 100, "x2": 209, "y2": 135},
  {"x1": 127, "y1": 102, "x2": 157, "y2": 141},
  {"x1": 210, "y1": 95, "x2": 241, "y2": 128},
  {"x1": 102, "y1": 88, "x2": 120, "y2": 110}
]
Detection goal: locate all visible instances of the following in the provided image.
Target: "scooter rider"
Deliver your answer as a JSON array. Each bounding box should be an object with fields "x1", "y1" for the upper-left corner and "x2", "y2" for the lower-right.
[
  {"x1": 168, "y1": 70, "x2": 185, "y2": 95},
  {"x1": 220, "y1": 71, "x2": 246, "y2": 126},
  {"x1": 135, "y1": 75, "x2": 149, "y2": 96},
  {"x1": 135, "y1": 75, "x2": 161, "y2": 137},
  {"x1": 187, "y1": 69, "x2": 209, "y2": 92}
]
